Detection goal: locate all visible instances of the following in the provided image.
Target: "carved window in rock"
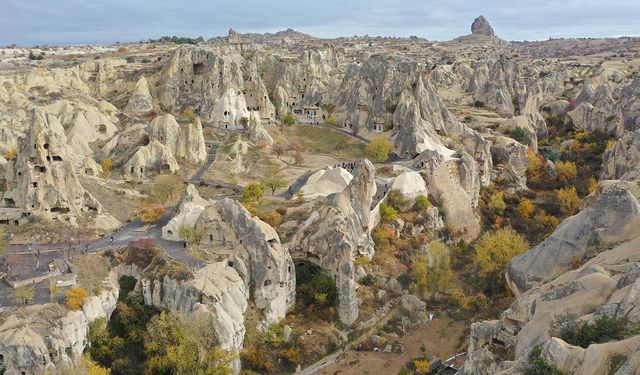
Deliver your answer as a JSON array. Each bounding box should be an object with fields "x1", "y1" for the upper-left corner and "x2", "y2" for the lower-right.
[{"x1": 263, "y1": 279, "x2": 272, "y2": 287}]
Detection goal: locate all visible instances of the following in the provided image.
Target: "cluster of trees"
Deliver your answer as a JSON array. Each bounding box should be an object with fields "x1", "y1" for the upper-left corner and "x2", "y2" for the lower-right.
[
  {"x1": 272, "y1": 141, "x2": 305, "y2": 165},
  {"x1": 549, "y1": 312, "x2": 639, "y2": 348},
  {"x1": 87, "y1": 276, "x2": 233, "y2": 374}
]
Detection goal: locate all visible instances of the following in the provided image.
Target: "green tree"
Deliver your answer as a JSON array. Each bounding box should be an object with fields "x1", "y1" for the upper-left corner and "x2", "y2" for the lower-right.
[
  {"x1": 524, "y1": 346, "x2": 567, "y2": 375},
  {"x1": 280, "y1": 113, "x2": 296, "y2": 126},
  {"x1": 412, "y1": 241, "x2": 453, "y2": 300},
  {"x1": 242, "y1": 183, "x2": 265, "y2": 205},
  {"x1": 261, "y1": 166, "x2": 287, "y2": 195},
  {"x1": 364, "y1": 138, "x2": 393, "y2": 162},
  {"x1": 474, "y1": 227, "x2": 529, "y2": 294}
]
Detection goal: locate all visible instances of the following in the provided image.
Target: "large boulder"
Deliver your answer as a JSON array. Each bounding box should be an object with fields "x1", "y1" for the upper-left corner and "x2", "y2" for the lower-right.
[
  {"x1": 506, "y1": 186, "x2": 640, "y2": 296},
  {"x1": 601, "y1": 128, "x2": 640, "y2": 182},
  {"x1": 471, "y1": 16, "x2": 495, "y2": 37},
  {"x1": 299, "y1": 167, "x2": 353, "y2": 200}
]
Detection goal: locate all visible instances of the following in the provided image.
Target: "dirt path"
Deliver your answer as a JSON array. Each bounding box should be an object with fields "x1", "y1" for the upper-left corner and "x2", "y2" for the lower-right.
[{"x1": 316, "y1": 317, "x2": 466, "y2": 375}]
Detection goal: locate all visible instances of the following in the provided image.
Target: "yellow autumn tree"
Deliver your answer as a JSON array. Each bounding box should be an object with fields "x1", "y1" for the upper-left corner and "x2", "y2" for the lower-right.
[
  {"x1": 66, "y1": 287, "x2": 88, "y2": 310},
  {"x1": 517, "y1": 198, "x2": 535, "y2": 218},
  {"x1": 474, "y1": 227, "x2": 529, "y2": 294},
  {"x1": 138, "y1": 206, "x2": 167, "y2": 223},
  {"x1": 555, "y1": 161, "x2": 577, "y2": 184},
  {"x1": 526, "y1": 149, "x2": 545, "y2": 185},
  {"x1": 555, "y1": 186, "x2": 580, "y2": 216},
  {"x1": 412, "y1": 241, "x2": 453, "y2": 300},
  {"x1": 4, "y1": 148, "x2": 17, "y2": 161}
]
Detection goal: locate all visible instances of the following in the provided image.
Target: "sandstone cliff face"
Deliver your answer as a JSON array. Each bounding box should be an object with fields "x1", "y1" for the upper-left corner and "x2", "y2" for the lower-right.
[
  {"x1": 0, "y1": 271, "x2": 119, "y2": 374},
  {"x1": 568, "y1": 83, "x2": 620, "y2": 136},
  {"x1": 289, "y1": 160, "x2": 376, "y2": 325},
  {"x1": 123, "y1": 140, "x2": 179, "y2": 179},
  {"x1": 469, "y1": 55, "x2": 526, "y2": 115},
  {"x1": 247, "y1": 111, "x2": 273, "y2": 147},
  {"x1": 507, "y1": 186, "x2": 640, "y2": 296},
  {"x1": 602, "y1": 128, "x2": 640, "y2": 182},
  {"x1": 163, "y1": 187, "x2": 295, "y2": 324},
  {"x1": 1, "y1": 109, "x2": 117, "y2": 228},
  {"x1": 159, "y1": 45, "x2": 275, "y2": 127},
  {"x1": 415, "y1": 150, "x2": 481, "y2": 242},
  {"x1": 149, "y1": 114, "x2": 207, "y2": 163}
]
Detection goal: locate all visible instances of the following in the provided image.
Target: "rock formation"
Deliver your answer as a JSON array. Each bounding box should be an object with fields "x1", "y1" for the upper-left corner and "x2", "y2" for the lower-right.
[
  {"x1": 289, "y1": 160, "x2": 376, "y2": 325},
  {"x1": 299, "y1": 167, "x2": 353, "y2": 200},
  {"x1": 125, "y1": 76, "x2": 154, "y2": 116},
  {"x1": 507, "y1": 186, "x2": 640, "y2": 296},
  {"x1": 602, "y1": 128, "x2": 640, "y2": 182},
  {"x1": 247, "y1": 111, "x2": 273, "y2": 147},
  {"x1": 123, "y1": 140, "x2": 179, "y2": 179},
  {"x1": 163, "y1": 186, "x2": 295, "y2": 323},
  {"x1": 1, "y1": 109, "x2": 116, "y2": 228},
  {"x1": 471, "y1": 16, "x2": 495, "y2": 37},
  {"x1": 149, "y1": 113, "x2": 207, "y2": 163}
]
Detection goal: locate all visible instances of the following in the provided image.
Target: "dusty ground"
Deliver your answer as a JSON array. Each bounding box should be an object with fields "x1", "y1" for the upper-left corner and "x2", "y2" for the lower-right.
[{"x1": 318, "y1": 317, "x2": 466, "y2": 375}]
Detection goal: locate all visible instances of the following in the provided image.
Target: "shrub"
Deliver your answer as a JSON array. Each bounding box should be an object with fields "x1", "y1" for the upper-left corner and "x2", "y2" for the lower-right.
[
  {"x1": 379, "y1": 202, "x2": 399, "y2": 222},
  {"x1": 545, "y1": 148, "x2": 561, "y2": 162},
  {"x1": 137, "y1": 206, "x2": 166, "y2": 223},
  {"x1": 4, "y1": 148, "x2": 17, "y2": 161},
  {"x1": 101, "y1": 159, "x2": 113, "y2": 175},
  {"x1": 512, "y1": 127, "x2": 531, "y2": 146},
  {"x1": 280, "y1": 113, "x2": 296, "y2": 126},
  {"x1": 386, "y1": 189, "x2": 410, "y2": 211},
  {"x1": 66, "y1": 287, "x2": 88, "y2": 310},
  {"x1": 413, "y1": 195, "x2": 430, "y2": 211},
  {"x1": 360, "y1": 274, "x2": 374, "y2": 286},
  {"x1": 467, "y1": 293, "x2": 489, "y2": 312},
  {"x1": 326, "y1": 115, "x2": 337, "y2": 126},
  {"x1": 397, "y1": 272, "x2": 415, "y2": 289},
  {"x1": 364, "y1": 138, "x2": 393, "y2": 162},
  {"x1": 487, "y1": 191, "x2": 507, "y2": 215},
  {"x1": 518, "y1": 198, "x2": 535, "y2": 219},
  {"x1": 549, "y1": 313, "x2": 580, "y2": 344},
  {"x1": 242, "y1": 183, "x2": 265, "y2": 204},
  {"x1": 524, "y1": 346, "x2": 567, "y2": 375},
  {"x1": 555, "y1": 187, "x2": 580, "y2": 216},
  {"x1": 181, "y1": 108, "x2": 198, "y2": 123},
  {"x1": 555, "y1": 161, "x2": 577, "y2": 184},
  {"x1": 473, "y1": 100, "x2": 485, "y2": 108},
  {"x1": 550, "y1": 313, "x2": 634, "y2": 348},
  {"x1": 608, "y1": 353, "x2": 628, "y2": 375},
  {"x1": 414, "y1": 359, "x2": 430, "y2": 374}
]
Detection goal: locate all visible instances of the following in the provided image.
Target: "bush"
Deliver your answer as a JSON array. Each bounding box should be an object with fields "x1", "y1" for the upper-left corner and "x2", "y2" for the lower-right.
[
  {"x1": 360, "y1": 274, "x2": 374, "y2": 286},
  {"x1": 364, "y1": 138, "x2": 393, "y2": 162},
  {"x1": 326, "y1": 115, "x2": 337, "y2": 126},
  {"x1": 4, "y1": 148, "x2": 17, "y2": 161},
  {"x1": 474, "y1": 227, "x2": 529, "y2": 294},
  {"x1": 512, "y1": 127, "x2": 531, "y2": 146},
  {"x1": 397, "y1": 272, "x2": 415, "y2": 289},
  {"x1": 550, "y1": 313, "x2": 635, "y2": 348},
  {"x1": 555, "y1": 161, "x2": 577, "y2": 184},
  {"x1": 524, "y1": 346, "x2": 567, "y2": 375},
  {"x1": 487, "y1": 191, "x2": 507, "y2": 215},
  {"x1": 379, "y1": 202, "x2": 399, "y2": 222},
  {"x1": 242, "y1": 183, "x2": 265, "y2": 205},
  {"x1": 386, "y1": 189, "x2": 410, "y2": 211},
  {"x1": 66, "y1": 287, "x2": 88, "y2": 310},
  {"x1": 554, "y1": 187, "x2": 580, "y2": 216},
  {"x1": 473, "y1": 100, "x2": 485, "y2": 108},
  {"x1": 181, "y1": 108, "x2": 198, "y2": 123},
  {"x1": 518, "y1": 198, "x2": 535, "y2": 219},
  {"x1": 280, "y1": 113, "x2": 296, "y2": 126},
  {"x1": 137, "y1": 206, "x2": 166, "y2": 223},
  {"x1": 413, "y1": 195, "x2": 430, "y2": 211}
]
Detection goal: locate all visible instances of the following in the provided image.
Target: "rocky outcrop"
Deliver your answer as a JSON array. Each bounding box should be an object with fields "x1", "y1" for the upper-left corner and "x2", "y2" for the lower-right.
[
  {"x1": 0, "y1": 271, "x2": 119, "y2": 374},
  {"x1": 471, "y1": 16, "x2": 495, "y2": 37},
  {"x1": 462, "y1": 235, "x2": 640, "y2": 375},
  {"x1": 469, "y1": 55, "x2": 526, "y2": 115},
  {"x1": 506, "y1": 186, "x2": 640, "y2": 296},
  {"x1": 159, "y1": 46, "x2": 274, "y2": 127},
  {"x1": 415, "y1": 150, "x2": 481, "y2": 242},
  {"x1": 125, "y1": 76, "x2": 154, "y2": 115},
  {"x1": 149, "y1": 114, "x2": 207, "y2": 163},
  {"x1": 289, "y1": 160, "x2": 376, "y2": 325},
  {"x1": 123, "y1": 140, "x2": 179, "y2": 179},
  {"x1": 140, "y1": 262, "x2": 247, "y2": 354},
  {"x1": 1, "y1": 109, "x2": 116, "y2": 227},
  {"x1": 601, "y1": 128, "x2": 640, "y2": 182},
  {"x1": 247, "y1": 111, "x2": 273, "y2": 147},
  {"x1": 299, "y1": 167, "x2": 353, "y2": 200},
  {"x1": 163, "y1": 186, "x2": 295, "y2": 323},
  {"x1": 502, "y1": 111, "x2": 547, "y2": 150},
  {"x1": 568, "y1": 83, "x2": 619, "y2": 136}
]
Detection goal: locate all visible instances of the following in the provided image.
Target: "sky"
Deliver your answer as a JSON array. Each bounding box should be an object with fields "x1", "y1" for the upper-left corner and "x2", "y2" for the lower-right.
[{"x1": 2, "y1": 0, "x2": 640, "y2": 46}]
